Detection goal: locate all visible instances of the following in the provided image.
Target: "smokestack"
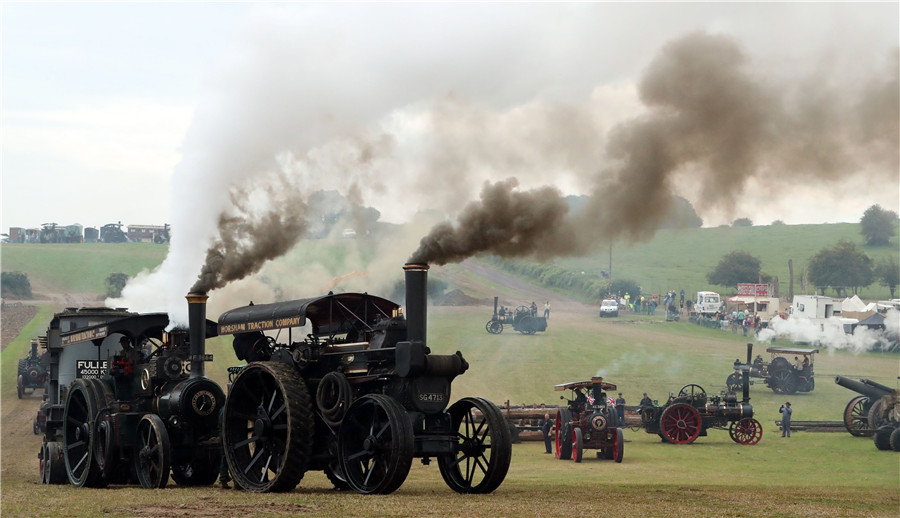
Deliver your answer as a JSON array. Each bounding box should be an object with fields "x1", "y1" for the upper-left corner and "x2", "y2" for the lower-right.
[
  {"x1": 186, "y1": 292, "x2": 209, "y2": 379},
  {"x1": 743, "y1": 343, "x2": 752, "y2": 403},
  {"x1": 403, "y1": 263, "x2": 429, "y2": 345}
]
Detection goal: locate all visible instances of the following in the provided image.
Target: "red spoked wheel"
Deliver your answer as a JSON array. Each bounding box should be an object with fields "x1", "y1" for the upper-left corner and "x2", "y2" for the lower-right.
[
  {"x1": 660, "y1": 403, "x2": 701, "y2": 444},
  {"x1": 611, "y1": 428, "x2": 624, "y2": 462},
  {"x1": 729, "y1": 418, "x2": 763, "y2": 445},
  {"x1": 555, "y1": 409, "x2": 572, "y2": 460},
  {"x1": 571, "y1": 427, "x2": 583, "y2": 463}
]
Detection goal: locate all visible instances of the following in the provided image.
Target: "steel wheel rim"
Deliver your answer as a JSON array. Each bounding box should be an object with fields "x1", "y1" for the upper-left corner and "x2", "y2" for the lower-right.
[
  {"x1": 339, "y1": 394, "x2": 412, "y2": 494},
  {"x1": 134, "y1": 414, "x2": 170, "y2": 489},
  {"x1": 223, "y1": 363, "x2": 312, "y2": 493},
  {"x1": 62, "y1": 381, "x2": 97, "y2": 486},
  {"x1": 730, "y1": 418, "x2": 763, "y2": 445},
  {"x1": 438, "y1": 397, "x2": 512, "y2": 494},
  {"x1": 661, "y1": 404, "x2": 701, "y2": 444}
]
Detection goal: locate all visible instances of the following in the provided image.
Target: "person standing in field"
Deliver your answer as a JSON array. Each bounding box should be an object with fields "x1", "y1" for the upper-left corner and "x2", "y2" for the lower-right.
[
  {"x1": 614, "y1": 393, "x2": 626, "y2": 425},
  {"x1": 780, "y1": 402, "x2": 792, "y2": 438},
  {"x1": 544, "y1": 301, "x2": 550, "y2": 319},
  {"x1": 539, "y1": 413, "x2": 553, "y2": 454}
]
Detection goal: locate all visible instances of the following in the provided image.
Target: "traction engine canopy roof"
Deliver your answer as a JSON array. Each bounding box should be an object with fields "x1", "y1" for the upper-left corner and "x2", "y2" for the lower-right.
[
  {"x1": 766, "y1": 346, "x2": 819, "y2": 356},
  {"x1": 217, "y1": 292, "x2": 400, "y2": 337},
  {"x1": 554, "y1": 377, "x2": 618, "y2": 392}
]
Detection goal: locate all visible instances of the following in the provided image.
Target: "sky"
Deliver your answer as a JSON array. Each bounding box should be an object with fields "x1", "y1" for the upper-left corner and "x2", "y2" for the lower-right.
[{"x1": 2, "y1": 2, "x2": 898, "y2": 233}]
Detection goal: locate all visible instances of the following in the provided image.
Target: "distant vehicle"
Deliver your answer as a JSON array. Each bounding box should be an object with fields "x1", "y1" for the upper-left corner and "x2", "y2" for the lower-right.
[
  {"x1": 695, "y1": 291, "x2": 723, "y2": 316},
  {"x1": 341, "y1": 228, "x2": 357, "y2": 239},
  {"x1": 599, "y1": 299, "x2": 619, "y2": 318}
]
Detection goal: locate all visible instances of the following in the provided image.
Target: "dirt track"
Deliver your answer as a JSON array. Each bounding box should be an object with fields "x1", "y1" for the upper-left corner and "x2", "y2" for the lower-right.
[{"x1": 433, "y1": 258, "x2": 596, "y2": 316}]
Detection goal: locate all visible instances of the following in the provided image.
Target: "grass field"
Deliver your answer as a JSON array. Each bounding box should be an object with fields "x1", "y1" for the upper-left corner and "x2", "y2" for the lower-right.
[
  {"x1": 1, "y1": 229, "x2": 898, "y2": 517},
  {"x1": 2, "y1": 303, "x2": 898, "y2": 517}
]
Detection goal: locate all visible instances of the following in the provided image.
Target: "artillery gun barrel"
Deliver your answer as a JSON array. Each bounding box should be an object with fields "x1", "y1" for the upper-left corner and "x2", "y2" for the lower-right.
[
  {"x1": 860, "y1": 378, "x2": 896, "y2": 395},
  {"x1": 834, "y1": 375, "x2": 893, "y2": 399}
]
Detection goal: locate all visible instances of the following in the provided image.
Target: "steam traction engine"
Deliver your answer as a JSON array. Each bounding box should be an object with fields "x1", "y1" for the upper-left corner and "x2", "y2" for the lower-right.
[
  {"x1": 485, "y1": 296, "x2": 547, "y2": 335},
  {"x1": 726, "y1": 346, "x2": 818, "y2": 395},
  {"x1": 18, "y1": 338, "x2": 48, "y2": 399},
  {"x1": 219, "y1": 264, "x2": 511, "y2": 494},
  {"x1": 39, "y1": 298, "x2": 225, "y2": 488},
  {"x1": 553, "y1": 377, "x2": 624, "y2": 462},
  {"x1": 640, "y1": 344, "x2": 762, "y2": 445}
]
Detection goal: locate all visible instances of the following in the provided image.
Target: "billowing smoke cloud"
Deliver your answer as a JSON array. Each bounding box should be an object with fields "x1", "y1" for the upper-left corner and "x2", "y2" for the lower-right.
[
  {"x1": 411, "y1": 32, "x2": 899, "y2": 265},
  {"x1": 107, "y1": 5, "x2": 897, "y2": 321}
]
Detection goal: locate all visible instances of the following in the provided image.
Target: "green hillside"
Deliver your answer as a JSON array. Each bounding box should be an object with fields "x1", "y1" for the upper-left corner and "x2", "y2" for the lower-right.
[
  {"x1": 505, "y1": 222, "x2": 899, "y2": 301},
  {"x1": 1, "y1": 221, "x2": 897, "y2": 300}
]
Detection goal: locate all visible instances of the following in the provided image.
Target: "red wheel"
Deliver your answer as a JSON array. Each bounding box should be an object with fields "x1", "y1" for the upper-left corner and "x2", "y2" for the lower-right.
[
  {"x1": 729, "y1": 418, "x2": 763, "y2": 445},
  {"x1": 555, "y1": 409, "x2": 572, "y2": 460},
  {"x1": 572, "y1": 427, "x2": 583, "y2": 463},
  {"x1": 660, "y1": 403, "x2": 701, "y2": 444},
  {"x1": 612, "y1": 428, "x2": 624, "y2": 462}
]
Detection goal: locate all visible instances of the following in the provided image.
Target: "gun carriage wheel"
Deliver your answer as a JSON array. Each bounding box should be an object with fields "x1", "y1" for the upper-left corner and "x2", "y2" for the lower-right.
[
  {"x1": 338, "y1": 394, "x2": 413, "y2": 495},
  {"x1": 866, "y1": 400, "x2": 887, "y2": 431},
  {"x1": 873, "y1": 425, "x2": 893, "y2": 451},
  {"x1": 134, "y1": 414, "x2": 171, "y2": 489},
  {"x1": 223, "y1": 362, "x2": 313, "y2": 493},
  {"x1": 770, "y1": 369, "x2": 798, "y2": 395},
  {"x1": 677, "y1": 384, "x2": 707, "y2": 400},
  {"x1": 437, "y1": 397, "x2": 512, "y2": 494},
  {"x1": 728, "y1": 418, "x2": 763, "y2": 445},
  {"x1": 660, "y1": 403, "x2": 701, "y2": 444},
  {"x1": 571, "y1": 427, "x2": 583, "y2": 463},
  {"x1": 63, "y1": 378, "x2": 108, "y2": 487},
  {"x1": 554, "y1": 408, "x2": 572, "y2": 460},
  {"x1": 842, "y1": 396, "x2": 872, "y2": 437}
]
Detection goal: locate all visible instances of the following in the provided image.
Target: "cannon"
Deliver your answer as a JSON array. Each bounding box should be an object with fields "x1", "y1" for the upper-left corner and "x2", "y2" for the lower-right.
[
  {"x1": 553, "y1": 377, "x2": 625, "y2": 463},
  {"x1": 871, "y1": 388, "x2": 900, "y2": 451},
  {"x1": 18, "y1": 338, "x2": 48, "y2": 399},
  {"x1": 725, "y1": 346, "x2": 818, "y2": 395},
  {"x1": 218, "y1": 263, "x2": 511, "y2": 494},
  {"x1": 835, "y1": 375, "x2": 898, "y2": 437},
  {"x1": 38, "y1": 299, "x2": 225, "y2": 489},
  {"x1": 485, "y1": 296, "x2": 547, "y2": 335},
  {"x1": 641, "y1": 343, "x2": 762, "y2": 445}
]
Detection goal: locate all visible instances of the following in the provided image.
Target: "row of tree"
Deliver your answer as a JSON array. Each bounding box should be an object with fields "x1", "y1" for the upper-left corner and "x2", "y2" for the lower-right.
[{"x1": 708, "y1": 243, "x2": 899, "y2": 298}]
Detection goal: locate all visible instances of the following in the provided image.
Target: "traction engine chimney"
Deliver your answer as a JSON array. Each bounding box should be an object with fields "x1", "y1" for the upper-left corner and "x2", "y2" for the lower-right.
[
  {"x1": 186, "y1": 292, "x2": 208, "y2": 379},
  {"x1": 403, "y1": 263, "x2": 429, "y2": 345}
]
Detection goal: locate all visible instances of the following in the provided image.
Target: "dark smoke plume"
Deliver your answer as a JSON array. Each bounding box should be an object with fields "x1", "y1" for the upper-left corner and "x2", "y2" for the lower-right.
[
  {"x1": 192, "y1": 183, "x2": 308, "y2": 293},
  {"x1": 411, "y1": 32, "x2": 898, "y2": 265},
  {"x1": 409, "y1": 178, "x2": 579, "y2": 265}
]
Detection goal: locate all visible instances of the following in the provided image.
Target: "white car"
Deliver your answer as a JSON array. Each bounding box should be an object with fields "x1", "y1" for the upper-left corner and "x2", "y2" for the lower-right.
[{"x1": 599, "y1": 299, "x2": 619, "y2": 317}]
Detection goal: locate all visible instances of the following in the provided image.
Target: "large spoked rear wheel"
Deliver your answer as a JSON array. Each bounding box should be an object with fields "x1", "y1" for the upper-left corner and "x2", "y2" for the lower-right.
[
  {"x1": 770, "y1": 369, "x2": 798, "y2": 395},
  {"x1": 729, "y1": 418, "x2": 763, "y2": 445},
  {"x1": 223, "y1": 362, "x2": 313, "y2": 493},
  {"x1": 660, "y1": 403, "x2": 701, "y2": 444},
  {"x1": 438, "y1": 397, "x2": 512, "y2": 494},
  {"x1": 338, "y1": 394, "x2": 413, "y2": 495},
  {"x1": 555, "y1": 408, "x2": 572, "y2": 460},
  {"x1": 134, "y1": 414, "x2": 171, "y2": 489},
  {"x1": 63, "y1": 378, "x2": 105, "y2": 487}
]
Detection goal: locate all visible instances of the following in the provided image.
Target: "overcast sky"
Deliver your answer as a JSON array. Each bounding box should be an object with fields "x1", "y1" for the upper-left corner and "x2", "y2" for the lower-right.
[{"x1": 2, "y1": 2, "x2": 898, "y2": 233}]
